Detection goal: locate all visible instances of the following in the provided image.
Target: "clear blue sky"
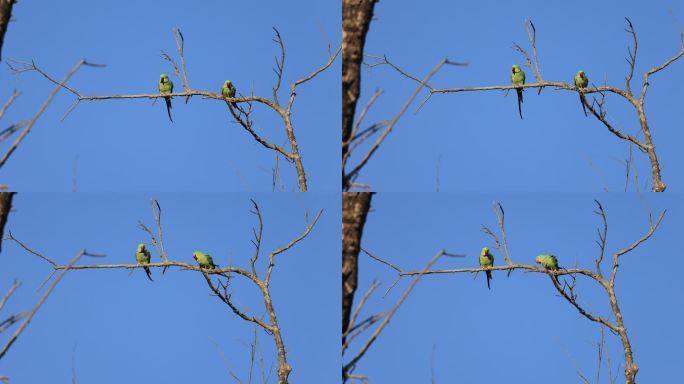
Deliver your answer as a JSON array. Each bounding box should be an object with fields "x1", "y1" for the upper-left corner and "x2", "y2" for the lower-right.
[
  {"x1": 0, "y1": 1, "x2": 339, "y2": 192},
  {"x1": 348, "y1": 193, "x2": 682, "y2": 382},
  {"x1": 348, "y1": 0, "x2": 684, "y2": 192},
  {"x1": 0, "y1": 193, "x2": 339, "y2": 383}
]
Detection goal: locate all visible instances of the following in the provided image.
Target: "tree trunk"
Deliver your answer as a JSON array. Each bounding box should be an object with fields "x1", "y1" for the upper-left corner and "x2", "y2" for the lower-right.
[
  {"x1": 342, "y1": 0, "x2": 376, "y2": 188},
  {"x1": 0, "y1": 0, "x2": 16, "y2": 61},
  {"x1": 0, "y1": 192, "x2": 14, "y2": 253},
  {"x1": 342, "y1": 192, "x2": 372, "y2": 343}
]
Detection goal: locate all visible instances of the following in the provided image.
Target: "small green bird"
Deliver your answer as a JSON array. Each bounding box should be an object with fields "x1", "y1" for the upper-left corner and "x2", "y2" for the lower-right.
[
  {"x1": 193, "y1": 251, "x2": 217, "y2": 269},
  {"x1": 511, "y1": 64, "x2": 526, "y2": 119},
  {"x1": 158, "y1": 73, "x2": 174, "y2": 122},
  {"x1": 479, "y1": 247, "x2": 494, "y2": 290},
  {"x1": 535, "y1": 254, "x2": 560, "y2": 271},
  {"x1": 221, "y1": 80, "x2": 237, "y2": 108},
  {"x1": 574, "y1": 70, "x2": 589, "y2": 117},
  {"x1": 136, "y1": 243, "x2": 153, "y2": 281}
]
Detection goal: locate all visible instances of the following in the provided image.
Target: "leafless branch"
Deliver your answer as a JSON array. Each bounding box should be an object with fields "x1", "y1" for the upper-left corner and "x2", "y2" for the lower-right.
[
  {"x1": 0, "y1": 249, "x2": 88, "y2": 360},
  {"x1": 10, "y1": 198, "x2": 321, "y2": 384},
  {"x1": 249, "y1": 199, "x2": 264, "y2": 276},
  {"x1": 343, "y1": 249, "x2": 448, "y2": 382},
  {"x1": 0, "y1": 59, "x2": 100, "y2": 169},
  {"x1": 0, "y1": 90, "x2": 20, "y2": 120},
  {"x1": 423, "y1": 19, "x2": 679, "y2": 192},
  {"x1": 0, "y1": 281, "x2": 20, "y2": 313},
  {"x1": 343, "y1": 279, "x2": 380, "y2": 343},
  {"x1": 265, "y1": 208, "x2": 323, "y2": 284},
  {"x1": 344, "y1": 57, "x2": 458, "y2": 189},
  {"x1": 361, "y1": 248, "x2": 401, "y2": 273},
  {"x1": 20, "y1": 28, "x2": 337, "y2": 192},
  {"x1": 364, "y1": 201, "x2": 663, "y2": 384},
  {"x1": 594, "y1": 200, "x2": 608, "y2": 278}
]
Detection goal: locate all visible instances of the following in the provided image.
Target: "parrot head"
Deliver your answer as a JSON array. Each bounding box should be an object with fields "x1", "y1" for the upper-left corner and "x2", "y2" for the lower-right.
[
  {"x1": 137, "y1": 243, "x2": 146, "y2": 252},
  {"x1": 223, "y1": 80, "x2": 232, "y2": 88},
  {"x1": 192, "y1": 251, "x2": 200, "y2": 261},
  {"x1": 511, "y1": 64, "x2": 521, "y2": 74},
  {"x1": 480, "y1": 247, "x2": 490, "y2": 256},
  {"x1": 534, "y1": 255, "x2": 544, "y2": 265},
  {"x1": 577, "y1": 70, "x2": 585, "y2": 79},
  {"x1": 160, "y1": 73, "x2": 170, "y2": 83}
]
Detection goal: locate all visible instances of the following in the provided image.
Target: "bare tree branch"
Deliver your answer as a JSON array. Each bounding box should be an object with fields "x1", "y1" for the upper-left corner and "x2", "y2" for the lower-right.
[
  {"x1": 0, "y1": 60, "x2": 100, "y2": 169},
  {"x1": 0, "y1": 249, "x2": 88, "y2": 360},
  {"x1": 343, "y1": 249, "x2": 448, "y2": 381}
]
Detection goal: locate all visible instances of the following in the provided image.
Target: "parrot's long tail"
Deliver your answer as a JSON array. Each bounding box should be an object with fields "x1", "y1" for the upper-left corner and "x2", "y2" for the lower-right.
[
  {"x1": 486, "y1": 270, "x2": 492, "y2": 290},
  {"x1": 165, "y1": 96, "x2": 173, "y2": 123},
  {"x1": 516, "y1": 88, "x2": 523, "y2": 120},
  {"x1": 579, "y1": 93, "x2": 588, "y2": 117},
  {"x1": 144, "y1": 266, "x2": 154, "y2": 282}
]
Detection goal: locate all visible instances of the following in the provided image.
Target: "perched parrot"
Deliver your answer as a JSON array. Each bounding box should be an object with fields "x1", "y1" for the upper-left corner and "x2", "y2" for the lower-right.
[
  {"x1": 221, "y1": 80, "x2": 237, "y2": 108},
  {"x1": 193, "y1": 251, "x2": 217, "y2": 269},
  {"x1": 479, "y1": 247, "x2": 494, "y2": 290},
  {"x1": 574, "y1": 70, "x2": 589, "y2": 117},
  {"x1": 158, "y1": 73, "x2": 174, "y2": 122},
  {"x1": 136, "y1": 243, "x2": 153, "y2": 282},
  {"x1": 511, "y1": 64, "x2": 526, "y2": 119},
  {"x1": 535, "y1": 254, "x2": 560, "y2": 271}
]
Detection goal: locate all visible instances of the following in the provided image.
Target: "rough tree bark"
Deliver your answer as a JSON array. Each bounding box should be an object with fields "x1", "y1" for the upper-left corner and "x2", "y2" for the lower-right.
[
  {"x1": 342, "y1": 192, "x2": 372, "y2": 344},
  {"x1": 342, "y1": 0, "x2": 376, "y2": 188},
  {"x1": 0, "y1": 0, "x2": 15, "y2": 62},
  {"x1": 0, "y1": 192, "x2": 13, "y2": 253}
]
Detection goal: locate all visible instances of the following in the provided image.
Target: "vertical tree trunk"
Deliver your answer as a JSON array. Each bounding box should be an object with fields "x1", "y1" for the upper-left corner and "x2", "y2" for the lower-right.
[
  {"x1": 342, "y1": 192, "x2": 372, "y2": 343},
  {"x1": 0, "y1": 192, "x2": 14, "y2": 253},
  {"x1": 0, "y1": 0, "x2": 16, "y2": 61},
  {"x1": 342, "y1": 0, "x2": 376, "y2": 188}
]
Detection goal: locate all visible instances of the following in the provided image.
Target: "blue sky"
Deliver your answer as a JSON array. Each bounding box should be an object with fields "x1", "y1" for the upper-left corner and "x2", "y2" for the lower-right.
[
  {"x1": 347, "y1": 0, "x2": 684, "y2": 192},
  {"x1": 0, "y1": 1, "x2": 339, "y2": 192},
  {"x1": 0, "y1": 193, "x2": 339, "y2": 383},
  {"x1": 347, "y1": 193, "x2": 682, "y2": 382}
]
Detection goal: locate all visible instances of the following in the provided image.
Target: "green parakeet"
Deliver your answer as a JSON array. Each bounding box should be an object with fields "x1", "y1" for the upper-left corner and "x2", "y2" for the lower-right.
[
  {"x1": 479, "y1": 247, "x2": 494, "y2": 290},
  {"x1": 222, "y1": 80, "x2": 237, "y2": 108},
  {"x1": 193, "y1": 251, "x2": 217, "y2": 269},
  {"x1": 535, "y1": 254, "x2": 560, "y2": 271},
  {"x1": 158, "y1": 73, "x2": 174, "y2": 122},
  {"x1": 574, "y1": 70, "x2": 589, "y2": 117},
  {"x1": 511, "y1": 64, "x2": 526, "y2": 119},
  {"x1": 136, "y1": 243, "x2": 153, "y2": 281}
]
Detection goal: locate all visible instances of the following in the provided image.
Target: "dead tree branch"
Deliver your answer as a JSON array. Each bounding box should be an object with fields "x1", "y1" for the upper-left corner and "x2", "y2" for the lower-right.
[
  {"x1": 0, "y1": 59, "x2": 103, "y2": 169},
  {"x1": 343, "y1": 57, "x2": 465, "y2": 189},
  {"x1": 19, "y1": 28, "x2": 338, "y2": 192},
  {"x1": 8, "y1": 200, "x2": 322, "y2": 384},
  {"x1": 0, "y1": 249, "x2": 89, "y2": 360},
  {"x1": 343, "y1": 249, "x2": 450, "y2": 382},
  {"x1": 372, "y1": 201, "x2": 664, "y2": 384},
  {"x1": 425, "y1": 19, "x2": 683, "y2": 192}
]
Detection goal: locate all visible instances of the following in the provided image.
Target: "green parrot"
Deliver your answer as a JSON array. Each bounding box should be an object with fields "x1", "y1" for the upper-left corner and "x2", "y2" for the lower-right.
[
  {"x1": 479, "y1": 247, "x2": 494, "y2": 290},
  {"x1": 193, "y1": 251, "x2": 217, "y2": 269},
  {"x1": 221, "y1": 80, "x2": 237, "y2": 108},
  {"x1": 574, "y1": 70, "x2": 589, "y2": 117},
  {"x1": 511, "y1": 64, "x2": 526, "y2": 119},
  {"x1": 158, "y1": 73, "x2": 174, "y2": 122},
  {"x1": 136, "y1": 243, "x2": 153, "y2": 281},
  {"x1": 535, "y1": 254, "x2": 560, "y2": 271}
]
